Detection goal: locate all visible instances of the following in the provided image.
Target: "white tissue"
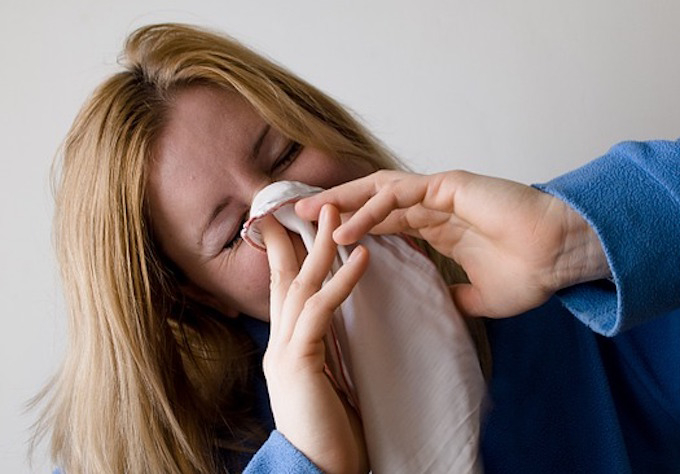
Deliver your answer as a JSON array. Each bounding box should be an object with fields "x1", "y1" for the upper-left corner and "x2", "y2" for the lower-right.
[{"x1": 244, "y1": 181, "x2": 485, "y2": 474}]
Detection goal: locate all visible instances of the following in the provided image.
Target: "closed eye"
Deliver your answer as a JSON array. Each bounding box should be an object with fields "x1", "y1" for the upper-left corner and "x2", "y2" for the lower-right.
[
  {"x1": 272, "y1": 140, "x2": 303, "y2": 172},
  {"x1": 223, "y1": 216, "x2": 246, "y2": 251}
]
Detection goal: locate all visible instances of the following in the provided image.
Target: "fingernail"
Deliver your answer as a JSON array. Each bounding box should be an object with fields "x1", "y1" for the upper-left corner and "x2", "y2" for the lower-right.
[
  {"x1": 347, "y1": 245, "x2": 363, "y2": 263},
  {"x1": 294, "y1": 199, "x2": 308, "y2": 215},
  {"x1": 332, "y1": 227, "x2": 343, "y2": 244},
  {"x1": 320, "y1": 204, "x2": 329, "y2": 223}
]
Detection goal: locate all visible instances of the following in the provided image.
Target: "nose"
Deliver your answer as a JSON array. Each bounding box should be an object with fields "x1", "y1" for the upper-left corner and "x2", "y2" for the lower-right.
[
  {"x1": 230, "y1": 171, "x2": 275, "y2": 215},
  {"x1": 250, "y1": 179, "x2": 276, "y2": 203},
  {"x1": 242, "y1": 180, "x2": 323, "y2": 256},
  {"x1": 244, "y1": 192, "x2": 310, "y2": 265}
]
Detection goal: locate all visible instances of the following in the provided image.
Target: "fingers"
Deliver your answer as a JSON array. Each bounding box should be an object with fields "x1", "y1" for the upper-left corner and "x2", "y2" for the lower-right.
[
  {"x1": 294, "y1": 205, "x2": 341, "y2": 294},
  {"x1": 296, "y1": 170, "x2": 458, "y2": 245},
  {"x1": 266, "y1": 204, "x2": 352, "y2": 344},
  {"x1": 293, "y1": 245, "x2": 369, "y2": 345},
  {"x1": 330, "y1": 188, "x2": 406, "y2": 245},
  {"x1": 331, "y1": 174, "x2": 448, "y2": 244},
  {"x1": 295, "y1": 172, "x2": 395, "y2": 220},
  {"x1": 261, "y1": 215, "x2": 298, "y2": 336},
  {"x1": 276, "y1": 205, "x2": 339, "y2": 337},
  {"x1": 332, "y1": 185, "x2": 449, "y2": 244}
]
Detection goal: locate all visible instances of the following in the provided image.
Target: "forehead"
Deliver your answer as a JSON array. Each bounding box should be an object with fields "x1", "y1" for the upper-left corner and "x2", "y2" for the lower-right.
[
  {"x1": 156, "y1": 85, "x2": 260, "y2": 164},
  {"x1": 149, "y1": 85, "x2": 262, "y2": 189},
  {"x1": 146, "y1": 86, "x2": 263, "y2": 250}
]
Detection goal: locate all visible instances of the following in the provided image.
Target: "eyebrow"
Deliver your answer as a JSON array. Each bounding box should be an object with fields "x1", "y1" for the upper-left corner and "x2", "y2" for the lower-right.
[{"x1": 198, "y1": 124, "x2": 271, "y2": 247}]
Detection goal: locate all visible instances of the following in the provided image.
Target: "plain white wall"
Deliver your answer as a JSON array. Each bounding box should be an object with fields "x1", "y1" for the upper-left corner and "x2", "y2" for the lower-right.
[{"x1": 2, "y1": 1, "x2": 679, "y2": 471}]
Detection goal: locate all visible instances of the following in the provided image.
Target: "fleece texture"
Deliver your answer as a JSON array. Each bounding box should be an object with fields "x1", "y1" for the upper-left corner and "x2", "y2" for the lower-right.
[
  {"x1": 482, "y1": 139, "x2": 680, "y2": 473},
  {"x1": 243, "y1": 431, "x2": 322, "y2": 474},
  {"x1": 536, "y1": 140, "x2": 680, "y2": 335}
]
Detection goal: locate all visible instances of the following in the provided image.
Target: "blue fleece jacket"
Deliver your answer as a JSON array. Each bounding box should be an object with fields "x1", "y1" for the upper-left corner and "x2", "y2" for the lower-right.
[{"x1": 242, "y1": 139, "x2": 680, "y2": 473}]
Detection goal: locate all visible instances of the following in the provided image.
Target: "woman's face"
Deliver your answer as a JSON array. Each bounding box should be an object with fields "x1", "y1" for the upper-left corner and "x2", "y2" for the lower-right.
[{"x1": 147, "y1": 85, "x2": 372, "y2": 321}]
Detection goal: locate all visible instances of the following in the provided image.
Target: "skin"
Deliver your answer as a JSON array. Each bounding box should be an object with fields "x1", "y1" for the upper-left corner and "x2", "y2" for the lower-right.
[
  {"x1": 147, "y1": 84, "x2": 371, "y2": 473},
  {"x1": 260, "y1": 210, "x2": 369, "y2": 473},
  {"x1": 147, "y1": 85, "x2": 372, "y2": 320},
  {"x1": 296, "y1": 169, "x2": 612, "y2": 318}
]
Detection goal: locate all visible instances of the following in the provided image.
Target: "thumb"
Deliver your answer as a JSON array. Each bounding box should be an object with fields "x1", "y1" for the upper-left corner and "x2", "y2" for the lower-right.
[{"x1": 448, "y1": 283, "x2": 488, "y2": 318}]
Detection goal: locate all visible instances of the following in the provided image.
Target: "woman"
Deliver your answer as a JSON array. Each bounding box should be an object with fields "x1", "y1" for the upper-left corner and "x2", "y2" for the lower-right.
[
  {"x1": 35, "y1": 22, "x2": 680, "y2": 473},
  {"x1": 37, "y1": 22, "x2": 465, "y2": 473}
]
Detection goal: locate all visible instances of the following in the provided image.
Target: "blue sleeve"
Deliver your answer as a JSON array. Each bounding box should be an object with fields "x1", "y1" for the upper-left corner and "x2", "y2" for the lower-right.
[
  {"x1": 52, "y1": 432, "x2": 322, "y2": 474},
  {"x1": 243, "y1": 430, "x2": 323, "y2": 473},
  {"x1": 534, "y1": 139, "x2": 680, "y2": 336}
]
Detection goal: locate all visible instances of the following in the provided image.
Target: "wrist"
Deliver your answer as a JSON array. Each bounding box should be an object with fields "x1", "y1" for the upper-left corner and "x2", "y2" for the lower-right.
[
  {"x1": 265, "y1": 367, "x2": 363, "y2": 474},
  {"x1": 551, "y1": 204, "x2": 611, "y2": 291}
]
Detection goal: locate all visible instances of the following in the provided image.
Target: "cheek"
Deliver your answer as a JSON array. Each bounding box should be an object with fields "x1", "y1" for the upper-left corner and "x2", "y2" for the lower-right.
[{"x1": 218, "y1": 246, "x2": 272, "y2": 320}]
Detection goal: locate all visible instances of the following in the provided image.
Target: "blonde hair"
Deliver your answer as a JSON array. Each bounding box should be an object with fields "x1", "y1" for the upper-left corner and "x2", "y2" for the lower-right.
[{"x1": 33, "y1": 23, "x2": 488, "y2": 473}]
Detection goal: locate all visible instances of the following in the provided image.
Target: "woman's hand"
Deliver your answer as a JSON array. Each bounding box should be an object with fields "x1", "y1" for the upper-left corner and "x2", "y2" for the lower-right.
[
  {"x1": 296, "y1": 170, "x2": 611, "y2": 318},
  {"x1": 260, "y1": 204, "x2": 369, "y2": 474}
]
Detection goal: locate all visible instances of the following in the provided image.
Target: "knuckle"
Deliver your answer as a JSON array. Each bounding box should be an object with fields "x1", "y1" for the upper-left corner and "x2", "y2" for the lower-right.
[
  {"x1": 374, "y1": 169, "x2": 390, "y2": 179},
  {"x1": 263, "y1": 349, "x2": 283, "y2": 375},
  {"x1": 446, "y1": 169, "x2": 471, "y2": 186},
  {"x1": 288, "y1": 276, "x2": 316, "y2": 295},
  {"x1": 302, "y1": 294, "x2": 329, "y2": 315},
  {"x1": 380, "y1": 179, "x2": 402, "y2": 200},
  {"x1": 374, "y1": 169, "x2": 397, "y2": 186},
  {"x1": 262, "y1": 351, "x2": 274, "y2": 375},
  {"x1": 381, "y1": 180, "x2": 396, "y2": 193}
]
